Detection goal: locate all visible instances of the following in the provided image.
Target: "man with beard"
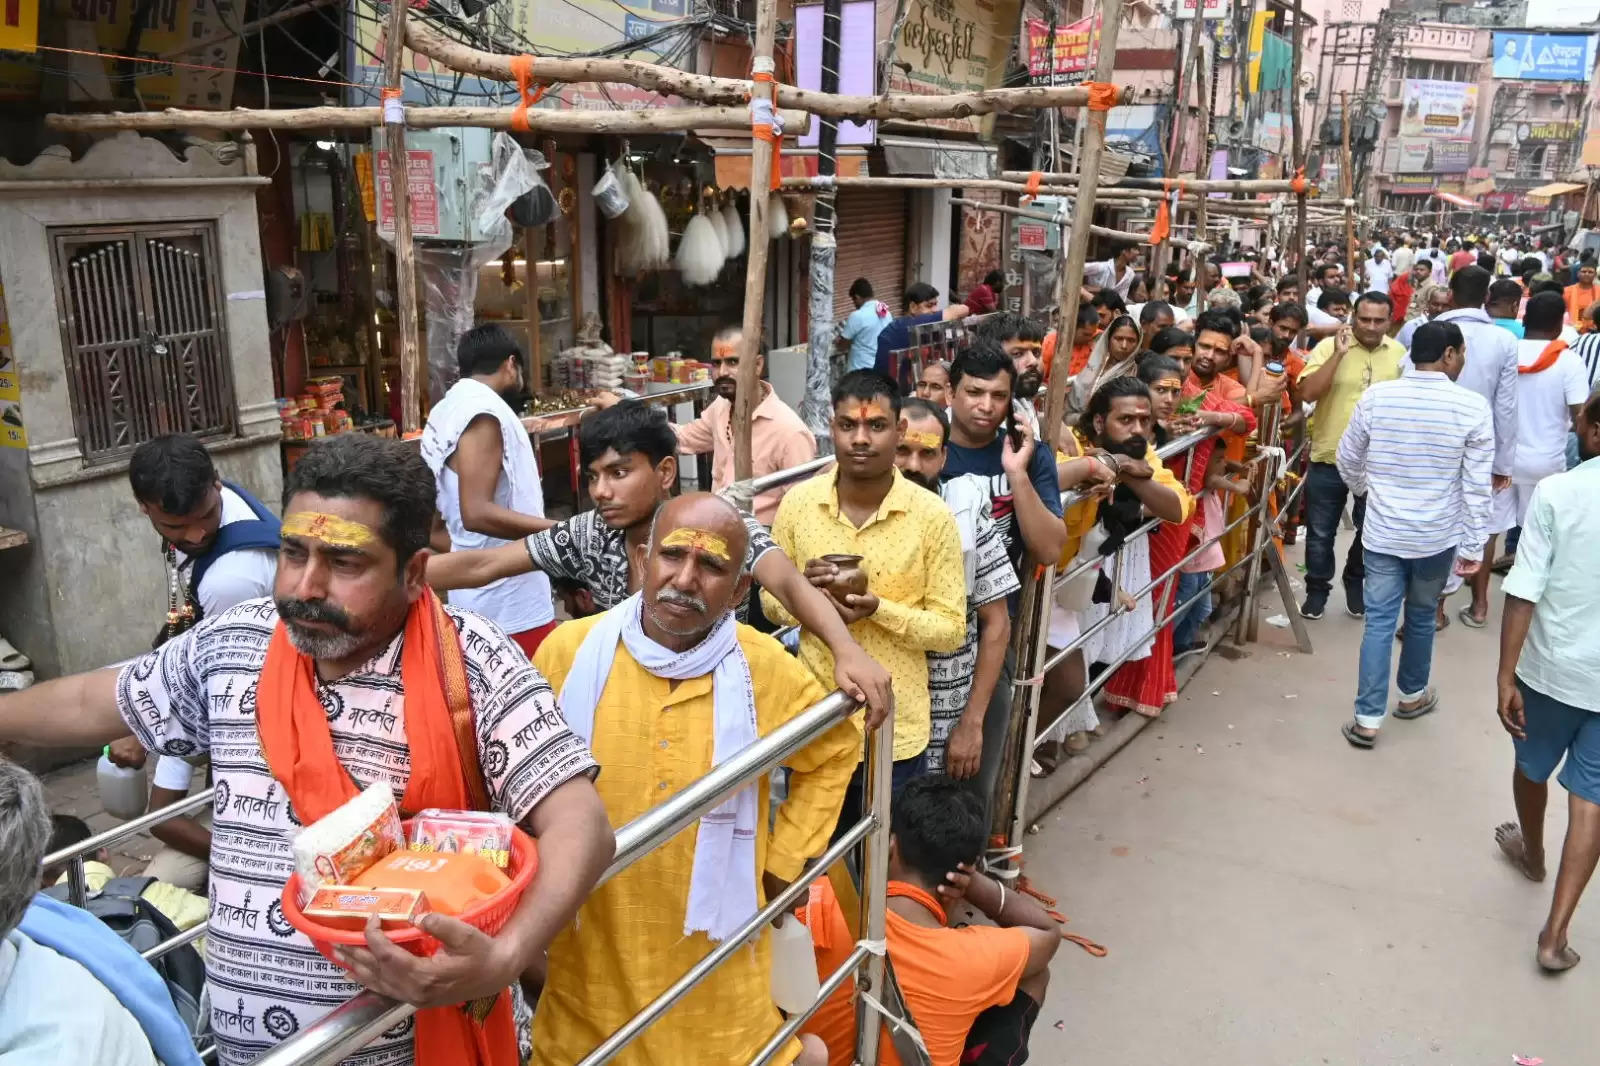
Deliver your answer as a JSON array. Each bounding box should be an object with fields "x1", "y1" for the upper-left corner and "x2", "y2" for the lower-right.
[
  {"x1": 942, "y1": 342, "x2": 1068, "y2": 580},
  {"x1": 895, "y1": 397, "x2": 1019, "y2": 795},
  {"x1": 1298, "y1": 294, "x2": 1407, "y2": 619},
  {"x1": 1138, "y1": 300, "x2": 1176, "y2": 350},
  {"x1": 428, "y1": 402, "x2": 893, "y2": 719},
  {"x1": 1390, "y1": 258, "x2": 1435, "y2": 327},
  {"x1": 421, "y1": 324, "x2": 558, "y2": 656},
  {"x1": 0, "y1": 433, "x2": 616, "y2": 1066},
  {"x1": 639, "y1": 325, "x2": 815, "y2": 526},
  {"x1": 1265, "y1": 302, "x2": 1309, "y2": 420},
  {"x1": 1492, "y1": 384, "x2": 1600, "y2": 974},
  {"x1": 532, "y1": 493, "x2": 851, "y2": 1066},
  {"x1": 766, "y1": 371, "x2": 966, "y2": 824},
  {"x1": 978, "y1": 313, "x2": 1046, "y2": 434}
]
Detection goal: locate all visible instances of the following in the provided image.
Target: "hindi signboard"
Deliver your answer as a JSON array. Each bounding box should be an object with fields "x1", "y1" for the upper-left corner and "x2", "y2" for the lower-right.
[
  {"x1": 1489, "y1": 32, "x2": 1597, "y2": 82},
  {"x1": 1025, "y1": 15, "x2": 1098, "y2": 85},
  {"x1": 1399, "y1": 80, "x2": 1478, "y2": 139}
]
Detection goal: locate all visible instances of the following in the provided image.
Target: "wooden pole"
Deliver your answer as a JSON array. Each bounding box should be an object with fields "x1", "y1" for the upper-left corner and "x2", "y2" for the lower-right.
[
  {"x1": 1292, "y1": 0, "x2": 1308, "y2": 298},
  {"x1": 1341, "y1": 90, "x2": 1355, "y2": 275},
  {"x1": 994, "y1": 0, "x2": 1124, "y2": 848},
  {"x1": 382, "y1": 0, "x2": 422, "y2": 435},
  {"x1": 1190, "y1": 24, "x2": 1213, "y2": 311},
  {"x1": 732, "y1": 0, "x2": 779, "y2": 482},
  {"x1": 405, "y1": 19, "x2": 1111, "y2": 121},
  {"x1": 45, "y1": 103, "x2": 812, "y2": 134},
  {"x1": 997, "y1": 171, "x2": 1312, "y2": 194},
  {"x1": 948, "y1": 196, "x2": 1212, "y2": 250},
  {"x1": 801, "y1": 0, "x2": 847, "y2": 447},
  {"x1": 522, "y1": 225, "x2": 542, "y2": 391}
]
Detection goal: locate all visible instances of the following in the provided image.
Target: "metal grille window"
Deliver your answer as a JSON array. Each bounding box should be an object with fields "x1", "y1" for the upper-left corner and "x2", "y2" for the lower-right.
[{"x1": 51, "y1": 223, "x2": 236, "y2": 464}]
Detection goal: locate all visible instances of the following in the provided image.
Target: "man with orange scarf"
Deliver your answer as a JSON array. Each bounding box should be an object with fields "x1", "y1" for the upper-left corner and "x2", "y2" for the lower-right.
[
  {"x1": 0, "y1": 434, "x2": 615, "y2": 1066},
  {"x1": 1564, "y1": 261, "x2": 1596, "y2": 334}
]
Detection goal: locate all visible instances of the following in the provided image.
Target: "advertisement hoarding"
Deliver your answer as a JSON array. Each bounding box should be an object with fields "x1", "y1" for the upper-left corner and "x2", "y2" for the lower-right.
[
  {"x1": 883, "y1": 0, "x2": 1023, "y2": 135},
  {"x1": 1396, "y1": 138, "x2": 1471, "y2": 174},
  {"x1": 1025, "y1": 15, "x2": 1099, "y2": 86},
  {"x1": 1489, "y1": 32, "x2": 1597, "y2": 82},
  {"x1": 1399, "y1": 80, "x2": 1478, "y2": 139}
]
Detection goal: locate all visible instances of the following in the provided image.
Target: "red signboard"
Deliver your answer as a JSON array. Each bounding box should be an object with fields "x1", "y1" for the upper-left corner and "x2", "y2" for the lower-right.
[
  {"x1": 1026, "y1": 16, "x2": 1100, "y2": 86},
  {"x1": 1016, "y1": 222, "x2": 1049, "y2": 251},
  {"x1": 376, "y1": 150, "x2": 440, "y2": 238}
]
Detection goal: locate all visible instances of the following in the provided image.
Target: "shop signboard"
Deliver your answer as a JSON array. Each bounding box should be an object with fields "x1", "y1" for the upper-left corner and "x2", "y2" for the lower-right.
[
  {"x1": 1399, "y1": 80, "x2": 1478, "y2": 139},
  {"x1": 1489, "y1": 32, "x2": 1597, "y2": 82},
  {"x1": 1517, "y1": 119, "x2": 1581, "y2": 144},
  {"x1": 1388, "y1": 174, "x2": 1437, "y2": 195},
  {"x1": 884, "y1": 0, "x2": 1023, "y2": 135},
  {"x1": 1025, "y1": 15, "x2": 1098, "y2": 86},
  {"x1": 1395, "y1": 137, "x2": 1470, "y2": 174},
  {"x1": 0, "y1": 0, "x2": 38, "y2": 52},
  {"x1": 1173, "y1": 0, "x2": 1227, "y2": 19},
  {"x1": 1483, "y1": 192, "x2": 1536, "y2": 211}
]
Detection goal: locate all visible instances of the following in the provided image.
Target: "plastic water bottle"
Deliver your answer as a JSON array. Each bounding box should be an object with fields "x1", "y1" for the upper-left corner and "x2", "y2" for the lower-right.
[
  {"x1": 97, "y1": 746, "x2": 148, "y2": 821},
  {"x1": 769, "y1": 913, "x2": 822, "y2": 1014}
]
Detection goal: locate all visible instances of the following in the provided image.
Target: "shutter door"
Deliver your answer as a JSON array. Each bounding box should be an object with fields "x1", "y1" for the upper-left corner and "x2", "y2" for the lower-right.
[{"x1": 831, "y1": 188, "x2": 908, "y2": 320}]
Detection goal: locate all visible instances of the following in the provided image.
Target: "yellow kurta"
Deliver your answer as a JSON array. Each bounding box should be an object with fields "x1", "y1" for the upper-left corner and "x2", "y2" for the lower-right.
[
  {"x1": 761, "y1": 467, "x2": 967, "y2": 761},
  {"x1": 1056, "y1": 436, "x2": 1196, "y2": 566},
  {"x1": 532, "y1": 615, "x2": 860, "y2": 1066}
]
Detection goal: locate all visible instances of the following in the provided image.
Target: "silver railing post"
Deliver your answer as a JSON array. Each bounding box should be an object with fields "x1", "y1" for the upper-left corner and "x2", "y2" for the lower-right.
[
  {"x1": 852, "y1": 700, "x2": 895, "y2": 1066},
  {"x1": 1235, "y1": 400, "x2": 1283, "y2": 644}
]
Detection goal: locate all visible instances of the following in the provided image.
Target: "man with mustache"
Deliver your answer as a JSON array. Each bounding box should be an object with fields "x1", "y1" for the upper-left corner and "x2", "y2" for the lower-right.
[
  {"x1": 895, "y1": 398, "x2": 1019, "y2": 794},
  {"x1": 0, "y1": 433, "x2": 615, "y2": 1066},
  {"x1": 766, "y1": 370, "x2": 967, "y2": 825},
  {"x1": 532, "y1": 492, "x2": 856, "y2": 1066},
  {"x1": 428, "y1": 402, "x2": 893, "y2": 719},
  {"x1": 977, "y1": 313, "x2": 1047, "y2": 436},
  {"x1": 647, "y1": 325, "x2": 815, "y2": 527},
  {"x1": 421, "y1": 323, "x2": 559, "y2": 656}
]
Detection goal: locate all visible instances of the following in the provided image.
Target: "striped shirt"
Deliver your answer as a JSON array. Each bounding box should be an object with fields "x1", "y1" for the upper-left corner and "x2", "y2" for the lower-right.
[
  {"x1": 1336, "y1": 368, "x2": 1495, "y2": 559},
  {"x1": 1572, "y1": 330, "x2": 1600, "y2": 387}
]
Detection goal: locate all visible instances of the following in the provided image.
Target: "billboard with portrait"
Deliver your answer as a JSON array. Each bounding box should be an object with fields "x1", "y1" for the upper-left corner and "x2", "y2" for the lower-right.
[
  {"x1": 1400, "y1": 80, "x2": 1477, "y2": 139},
  {"x1": 1489, "y1": 32, "x2": 1597, "y2": 82}
]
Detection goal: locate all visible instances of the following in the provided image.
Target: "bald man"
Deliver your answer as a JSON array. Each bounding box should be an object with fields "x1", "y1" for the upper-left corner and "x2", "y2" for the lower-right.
[{"x1": 531, "y1": 493, "x2": 858, "y2": 1066}]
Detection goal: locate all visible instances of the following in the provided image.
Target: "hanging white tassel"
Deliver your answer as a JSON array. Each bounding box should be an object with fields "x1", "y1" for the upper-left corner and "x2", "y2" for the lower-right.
[
  {"x1": 676, "y1": 212, "x2": 726, "y2": 286},
  {"x1": 636, "y1": 182, "x2": 672, "y2": 271},
  {"x1": 767, "y1": 193, "x2": 788, "y2": 240},
  {"x1": 721, "y1": 200, "x2": 745, "y2": 258},
  {"x1": 709, "y1": 204, "x2": 731, "y2": 258},
  {"x1": 615, "y1": 169, "x2": 648, "y2": 276}
]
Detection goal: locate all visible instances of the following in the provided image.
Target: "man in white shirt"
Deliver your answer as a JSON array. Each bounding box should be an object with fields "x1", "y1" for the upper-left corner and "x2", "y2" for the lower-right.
[
  {"x1": 1496, "y1": 293, "x2": 1591, "y2": 536},
  {"x1": 1434, "y1": 266, "x2": 1521, "y2": 627},
  {"x1": 421, "y1": 323, "x2": 558, "y2": 655},
  {"x1": 1363, "y1": 249, "x2": 1394, "y2": 295},
  {"x1": 121, "y1": 433, "x2": 282, "y2": 891},
  {"x1": 1336, "y1": 321, "x2": 1493, "y2": 748},
  {"x1": 1492, "y1": 384, "x2": 1600, "y2": 973},
  {"x1": 1083, "y1": 242, "x2": 1141, "y2": 300},
  {"x1": 1391, "y1": 235, "x2": 1416, "y2": 279}
]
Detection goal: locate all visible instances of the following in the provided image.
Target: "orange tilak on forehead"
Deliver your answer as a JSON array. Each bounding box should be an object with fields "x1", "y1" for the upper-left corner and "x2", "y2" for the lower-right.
[
  {"x1": 660, "y1": 526, "x2": 731, "y2": 563},
  {"x1": 842, "y1": 400, "x2": 888, "y2": 422},
  {"x1": 902, "y1": 429, "x2": 942, "y2": 451},
  {"x1": 281, "y1": 512, "x2": 380, "y2": 551},
  {"x1": 712, "y1": 340, "x2": 738, "y2": 359}
]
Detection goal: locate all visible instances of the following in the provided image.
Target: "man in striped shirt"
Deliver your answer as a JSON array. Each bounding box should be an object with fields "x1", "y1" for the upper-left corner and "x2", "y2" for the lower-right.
[{"x1": 1336, "y1": 321, "x2": 1495, "y2": 748}]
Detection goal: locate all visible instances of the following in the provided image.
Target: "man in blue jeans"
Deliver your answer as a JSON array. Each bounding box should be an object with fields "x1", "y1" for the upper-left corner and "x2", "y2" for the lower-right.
[
  {"x1": 1334, "y1": 322, "x2": 1494, "y2": 748},
  {"x1": 1492, "y1": 385, "x2": 1600, "y2": 973}
]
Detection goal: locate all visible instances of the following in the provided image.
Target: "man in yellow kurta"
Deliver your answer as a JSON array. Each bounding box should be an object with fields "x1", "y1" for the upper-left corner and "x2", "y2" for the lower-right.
[
  {"x1": 533, "y1": 492, "x2": 858, "y2": 1066},
  {"x1": 763, "y1": 370, "x2": 967, "y2": 830}
]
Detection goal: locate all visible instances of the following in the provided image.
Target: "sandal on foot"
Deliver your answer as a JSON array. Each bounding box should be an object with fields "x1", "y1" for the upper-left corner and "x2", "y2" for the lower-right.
[
  {"x1": 1394, "y1": 689, "x2": 1438, "y2": 720},
  {"x1": 1458, "y1": 605, "x2": 1487, "y2": 629},
  {"x1": 1341, "y1": 721, "x2": 1378, "y2": 748}
]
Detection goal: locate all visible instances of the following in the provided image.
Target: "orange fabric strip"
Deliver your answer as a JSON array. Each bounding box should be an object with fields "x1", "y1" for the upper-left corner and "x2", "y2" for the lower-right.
[
  {"x1": 257, "y1": 588, "x2": 515, "y2": 1066},
  {"x1": 1083, "y1": 81, "x2": 1120, "y2": 111},
  {"x1": 1021, "y1": 170, "x2": 1043, "y2": 204},
  {"x1": 1519, "y1": 338, "x2": 1567, "y2": 375},
  {"x1": 750, "y1": 70, "x2": 782, "y2": 190},
  {"x1": 508, "y1": 53, "x2": 547, "y2": 133},
  {"x1": 1290, "y1": 166, "x2": 1309, "y2": 195}
]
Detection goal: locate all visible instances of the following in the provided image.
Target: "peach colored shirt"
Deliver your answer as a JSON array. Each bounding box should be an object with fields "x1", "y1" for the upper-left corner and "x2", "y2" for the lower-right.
[{"x1": 673, "y1": 383, "x2": 818, "y2": 525}]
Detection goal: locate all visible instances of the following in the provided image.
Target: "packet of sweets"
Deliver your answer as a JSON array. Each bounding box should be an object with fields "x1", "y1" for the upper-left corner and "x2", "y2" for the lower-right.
[
  {"x1": 407, "y1": 809, "x2": 515, "y2": 869},
  {"x1": 292, "y1": 782, "x2": 404, "y2": 901}
]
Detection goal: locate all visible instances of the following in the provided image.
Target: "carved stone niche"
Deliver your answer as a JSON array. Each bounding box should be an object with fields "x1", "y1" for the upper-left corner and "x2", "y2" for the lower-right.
[{"x1": 0, "y1": 129, "x2": 256, "y2": 183}]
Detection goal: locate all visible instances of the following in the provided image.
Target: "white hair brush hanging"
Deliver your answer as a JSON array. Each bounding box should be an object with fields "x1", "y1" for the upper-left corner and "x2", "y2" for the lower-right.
[
  {"x1": 721, "y1": 197, "x2": 745, "y2": 259},
  {"x1": 676, "y1": 192, "x2": 726, "y2": 287},
  {"x1": 633, "y1": 178, "x2": 671, "y2": 272},
  {"x1": 767, "y1": 192, "x2": 788, "y2": 240}
]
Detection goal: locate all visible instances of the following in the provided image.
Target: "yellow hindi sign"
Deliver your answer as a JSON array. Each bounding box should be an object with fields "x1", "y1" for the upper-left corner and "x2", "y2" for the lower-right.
[{"x1": 0, "y1": 0, "x2": 39, "y2": 53}]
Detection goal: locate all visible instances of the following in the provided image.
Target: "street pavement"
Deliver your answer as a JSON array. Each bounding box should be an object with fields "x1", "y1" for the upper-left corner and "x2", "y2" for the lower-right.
[{"x1": 1026, "y1": 537, "x2": 1595, "y2": 1064}]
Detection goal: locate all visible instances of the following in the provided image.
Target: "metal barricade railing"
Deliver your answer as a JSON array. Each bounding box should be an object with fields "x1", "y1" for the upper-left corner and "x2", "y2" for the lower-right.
[
  {"x1": 253, "y1": 688, "x2": 896, "y2": 1066},
  {"x1": 41, "y1": 784, "x2": 215, "y2": 911}
]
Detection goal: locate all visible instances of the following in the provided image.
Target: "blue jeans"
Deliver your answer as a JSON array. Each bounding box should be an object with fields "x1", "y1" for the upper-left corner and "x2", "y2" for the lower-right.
[
  {"x1": 1173, "y1": 571, "x2": 1212, "y2": 649},
  {"x1": 1303, "y1": 462, "x2": 1367, "y2": 600},
  {"x1": 1353, "y1": 547, "x2": 1455, "y2": 728},
  {"x1": 832, "y1": 751, "x2": 928, "y2": 843}
]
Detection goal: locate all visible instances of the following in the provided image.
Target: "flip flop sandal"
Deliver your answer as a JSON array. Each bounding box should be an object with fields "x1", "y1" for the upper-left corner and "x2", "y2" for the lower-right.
[
  {"x1": 1457, "y1": 606, "x2": 1487, "y2": 629},
  {"x1": 1342, "y1": 721, "x2": 1377, "y2": 749},
  {"x1": 1394, "y1": 690, "x2": 1438, "y2": 720}
]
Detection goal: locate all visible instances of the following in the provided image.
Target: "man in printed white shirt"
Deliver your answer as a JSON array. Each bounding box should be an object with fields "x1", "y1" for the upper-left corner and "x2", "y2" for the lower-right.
[
  {"x1": 1492, "y1": 384, "x2": 1600, "y2": 973},
  {"x1": 421, "y1": 323, "x2": 559, "y2": 656},
  {"x1": 1336, "y1": 321, "x2": 1494, "y2": 748},
  {"x1": 895, "y1": 398, "x2": 1019, "y2": 803},
  {"x1": 0, "y1": 434, "x2": 614, "y2": 1066}
]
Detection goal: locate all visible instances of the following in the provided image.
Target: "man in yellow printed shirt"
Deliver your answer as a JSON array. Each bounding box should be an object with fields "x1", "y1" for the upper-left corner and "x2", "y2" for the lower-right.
[
  {"x1": 533, "y1": 492, "x2": 857, "y2": 1066},
  {"x1": 764, "y1": 369, "x2": 967, "y2": 835}
]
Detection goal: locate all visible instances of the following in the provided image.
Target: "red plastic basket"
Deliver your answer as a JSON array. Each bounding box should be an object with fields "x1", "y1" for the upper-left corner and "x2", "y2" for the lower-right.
[{"x1": 281, "y1": 820, "x2": 538, "y2": 967}]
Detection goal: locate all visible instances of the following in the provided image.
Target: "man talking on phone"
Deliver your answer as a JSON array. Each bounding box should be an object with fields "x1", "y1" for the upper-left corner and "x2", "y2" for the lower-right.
[{"x1": 1296, "y1": 291, "x2": 1407, "y2": 620}]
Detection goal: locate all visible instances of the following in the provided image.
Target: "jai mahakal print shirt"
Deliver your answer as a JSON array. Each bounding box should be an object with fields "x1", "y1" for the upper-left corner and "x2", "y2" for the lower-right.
[
  {"x1": 523, "y1": 507, "x2": 778, "y2": 617},
  {"x1": 115, "y1": 598, "x2": 597, "y2": 1066}
]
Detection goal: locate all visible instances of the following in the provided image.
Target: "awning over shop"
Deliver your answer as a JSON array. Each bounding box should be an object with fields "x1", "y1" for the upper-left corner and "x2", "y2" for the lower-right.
[
  {"x1": 706, "y1": 143, "x2": 868, "y2": 189},
  {"x1": 1436, "y1": 192, "x2": 1476, "y2": 208},
  {"x1": 1525, "y1": 181, "x2": 1584, "y2": 201},
  {"x1": 880, "y1": 135, "x2": 998, "y2": 180}
]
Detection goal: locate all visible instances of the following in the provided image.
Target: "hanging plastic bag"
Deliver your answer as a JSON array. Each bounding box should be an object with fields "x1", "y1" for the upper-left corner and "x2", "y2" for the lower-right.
[{"x1": 593, "y1": 162, "x2": 631, "y2": 219}]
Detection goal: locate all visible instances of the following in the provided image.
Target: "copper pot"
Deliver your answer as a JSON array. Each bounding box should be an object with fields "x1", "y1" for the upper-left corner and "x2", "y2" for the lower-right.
[{"x1": 820, "y1": 554, "x2": 868, "y2": 599}]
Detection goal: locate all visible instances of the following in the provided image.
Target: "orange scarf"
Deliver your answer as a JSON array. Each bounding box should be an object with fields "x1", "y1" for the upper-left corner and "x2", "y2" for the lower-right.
[
  {"x1": 1519, "y1": 338, "x2": 1567, "y2": 376},
  {"x1": 257, "y1": 588, "x2": 514, "y2": 1066}
]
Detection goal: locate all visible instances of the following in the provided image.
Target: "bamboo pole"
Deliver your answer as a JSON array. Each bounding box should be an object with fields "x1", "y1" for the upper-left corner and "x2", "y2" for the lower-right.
[
  {"x1": 998, "y1": 172, "x2": 1312, "y2": 194},
  {"x1": 996, "y1": 0, "x2": 1125, "y2": 850},
  {"x1": 778, "y1": 174, "x2": 1311, "y2": 197},
  {"x1": 800, "y1": 0, "x2": 846, "y2": 448},
  {"x1": 1292, "y1": 0, "x2": 1308, "y2": 297},
  {"x1": 732, "y1": 0, "x2": 778, "y2": 483},
  {"x1": 948, "y1": 196, "x2": 1211, "y2": 251},
  {"x1": 45, "y1": 104, "x2": 811, "y2": 134},
  {"x1": 1190, "y1": 27, "x2": 1213, "y2": 311},
  {"x1": 405, "y1": 20, "x2": 1114, "y2": 121},
  {"x1": 381, "y1": 1, "x2": 422, "y2": 436},
  {"x1": 1341, "y1": 91, "x2": 1356, "y2": 275}
]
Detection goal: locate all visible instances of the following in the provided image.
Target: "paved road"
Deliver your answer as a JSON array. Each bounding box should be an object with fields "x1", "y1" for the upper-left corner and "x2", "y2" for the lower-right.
[{"x1": 1025, "y1": 546, "x2": 1595, "y2": 1065}]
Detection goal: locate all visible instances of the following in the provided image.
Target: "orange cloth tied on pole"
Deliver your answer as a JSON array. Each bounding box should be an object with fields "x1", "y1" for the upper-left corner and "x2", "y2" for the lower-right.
[
  {"x1": 1290, "y1": 166, "x2": 1309, "y2": 195},
  {"x1": 1519, "y1": 338, "x2": 1567, "y2": 375},
  {"x1": 508, "y1": 53, "x2": 548, "y2": 132},
  {"x1": 1021, "y1": 170, "x2": 1043, "y2": 204},
  {"x1": 1147, "y1": 178, "x2": 1183, "y2": 246},
  {"x1": 257, "y1": 588, "x2": 513, "y2": 1066},
  {"x1": 1082, "y1": 82, "x2": 1121, "y2": 111},
  {"x1": 749, "y1": 69, "x2": 783, "y2": 189}
]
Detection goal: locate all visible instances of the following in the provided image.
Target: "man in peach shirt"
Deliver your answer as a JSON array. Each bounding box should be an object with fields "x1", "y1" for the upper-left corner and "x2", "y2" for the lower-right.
[{"x1": 672, "y1": 326, "x2": 818, "y2": 525}]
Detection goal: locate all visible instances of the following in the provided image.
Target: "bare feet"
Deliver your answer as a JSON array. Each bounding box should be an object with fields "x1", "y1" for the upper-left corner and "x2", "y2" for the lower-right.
[
  {"x1": 1495, "y1": 821, "x2": 1546, "y2": 882},
  {"x1": 1536, "y1": 938, "x2": 1580, "y2": 973}
]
